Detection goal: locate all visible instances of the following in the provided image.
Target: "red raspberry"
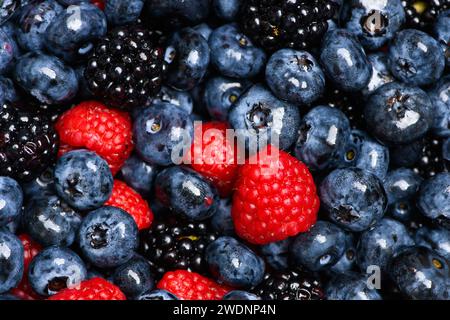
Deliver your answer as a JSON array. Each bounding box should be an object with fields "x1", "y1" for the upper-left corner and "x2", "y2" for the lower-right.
[
  {"x1": 104, "y1": 180, "x2": 154, "y2": 230},
  {"x1": 55, "y1": 101, "x2": 133, "y2": 175},
  {"x1": 188, "y1": 122, "x2": 238, "y2": 197},
  {"x1": 157, "y1": 270, "x2": 231, "y2": 300},
  {"x1": 48, "y1": 278, "x2": 126, "y2": 300},
  {"x1": 232, "y1": 145, "x2": 319, "y2": 245},
  {"x1": 91, "y1": 0, "x2": 105, "y2": 10}
]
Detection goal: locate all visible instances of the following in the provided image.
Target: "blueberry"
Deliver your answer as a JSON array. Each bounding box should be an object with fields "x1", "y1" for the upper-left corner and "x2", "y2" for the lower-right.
[
  {"x1": 383, "y1": 168, "x2": 423, "y2": 206},
  {"x1": 260, "y1": 238, "x2": 291, "y2": 271},
  {"x1": 104, "y1": 0, "x2": 144, "y2": 27},
  {"x1": 13, "y1": 52, "x2": 79, "y2": 105},
  {"x1": 364, "y1": 82, "x2": 433, "y2": 145},
  {"x1": 0, "y1": 294, "x2": 19, "y2": 300},
  {"x1": 389, "y1": 246, "x2": 450, "y2": 300},
  {"x1": 0, "y1": 176, "x2": 22, "y2": 227},
  {"x1": 0, "y1": 0, "x2": 19, "y2": 25},
  {"x1": 209, "y1": 23, "x2": 266, "y2": 79},
  {"x1": 429, "y1": 75, "x2": 450, "y2": 138},
  {"x1": 229, "y1": 84, "x2": 300, "y2": 152},
  {"x1": 54, "y1": 150, "x2": 113, "y2": 211},
  {"x1": 362, "y1": 53, "x2": 394, "y2": 97},
  {"x1": 357, "y1": 218, "x2": 414, "y2": 273},
  {"x1": 212, "y1": 0, "x2": 240, "y2": 21},
  {"x1": 155, "y1": 166, "x2": 219, "y2": 221},
  {"x1": 56, "y1": 0, "x2": 89, "y2": 5},
  {"x1": 291, "y1": 221, "x2": 347, "y2": 272},
  {"x1": 22, "y1": 166, "x2": 56, "y2": 201},
  {"x1": 326, "y1": 272, "x2": 382, "y2": 300},
  {"x1": 329, "y1": 232, "x2": 357, "y2": 275},
  {"x1": 133, "y1": 102, "x2": 193, "y2": 166},
  {"x1": 192, "y1": 23, "x2": 213, "y2": 41},
  {"x1": 165, "y1": 28, "x2": 210, "y2": 91},
  {"x1": 389, "y1": 138, "x2": 423, "y2": 168},
  {"x1": 120, "y1": 154, "x2": 159, "y2": 197},
  {"x1": 203, "y1": 76, "x2": 251, "y2": 121},
  {"x1": 0, "y1": 28, "x2": 16, "y2": 75},
  {"x1": 320, "y1": 29, "x2": 372, "y2": 92},
  {"x1": 266, "y1": 49, "x2": 325, "y2": 106},
  {"x1": 320, "y1": 167, "x2": 387, "y2": 232},
  {"x1": 388, "y1": 29, "x2": 445, "y2": 87},
  {"x1": 45, "y1": 3, "x2": 107, "y2": 62},
  {"x1": 28, "y1": 246, "x2": 87, "y2": 296},
  {"x1": 0, "y1": 230, "x2": 23, "y2": 294},
  {"x1": 294, "y1": 106, "x2": 351, "y2": 171},
  {"x1": 417, "y1": 172, "x2": 450, "y2": 228},
  {"x1": 415, "y1": 226, "x2": 450, "y2": 261},
  {"x1": 151, "y1": 86, "x2": 194, "y2": 114},
  {"x1": 341, "y1": 129, "x2": 389, "y2": 179},
  {"x1": 136, "y1": 289, "x2": 179, "y2": 300},
  {"x1": 345, "y1": 0, "x2": 405, "y2": 50},
  {"x1": 0, "y1": 76, "x2": 18, "y2": 105},
  {"x1": 211, "y1": 198, "x2": 234, "y2": 236},
  {"x1": 205, "y1": 236, "x2": 265, "y2": 288},
  {"x1": 15, "y1": 0, "x2": 64, "y2": 52},
  {"x1": 112, "y1": 256, "x2": 154, "y2": 299},
  {"x1": 78, "y1": 206, "x2": 138, "y2": 268},
  {"x1": 145, "y1": 0, "x2": 210, "y2": 26},
  {"x1": 433, "y1": 10, "x2": 450, "y2": 67},
  {"x1": 4, "y1": 212, "x2": 20, "y2": 234},
  {"x1": 223, "y1": 291, "x2": 261, "y2": 300}
]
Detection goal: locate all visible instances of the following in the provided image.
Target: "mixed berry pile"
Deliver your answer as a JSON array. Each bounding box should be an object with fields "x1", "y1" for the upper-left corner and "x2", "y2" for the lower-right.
[{"x1": 0, "y1": 0, "x2": 450, "y2": 301}]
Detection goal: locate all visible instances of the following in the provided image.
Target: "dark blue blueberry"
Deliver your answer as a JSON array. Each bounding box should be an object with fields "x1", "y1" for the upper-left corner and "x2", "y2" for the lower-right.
[
  {"x1": 0, "y1": 230, "x2": 23, "y2": 294},
  {"x1": 389, "y1": 246, "x2": 450, "y2": 300},
  {"x1": 294, "y1": 105, "x2": 351, "y2": 171},
  {"x1": 266, "y1": 49, "x2": 325, "y2": 106},
  {"x1": 362, "y1": 53, "x2": 394, "y2": 97},
  {"x1": 364, "y1": 82, "x2": 433, "y2": 145},
  {"x1": 104, "y1": 0, "x2": 144, "y2": 27},
  {"x1": 291, "y1": 221, "x2": 347, "y2": 272},
  {"x1": 151, "y1": 86, "x2": 193, "y2": 114},
  {"x1": 0, "y1": 294, "x2": 19, "y2": 300},
  {"x1": 155, "y1": 166, "x2": 219, "y2": 221},
  {"x1": 5, "y1": 212, "x2": 20, "y2": 234},
  {"x1": 54, "y1": 150, "x2": 113, "y2": 211},
  {"x1": 415, "y1": 226, "x2": 450, "y2": 262},
  {"x1": 205, "y1": 236, "x2": 265, "y2": 288},
  {"x1": 120, "y1": 154, "x2": 159, "y2": 197},
  {"x1": 145, "y1": 0, "x2": 210, "y2": 26},
  {"x1": 45, "y1": 3, "x2": 107, "y2": 62},
  {"x1": 13, "y1": 52, "x2": 79, "y2": 105},
  {"x1": 21, "y1": 166, "x2": 56, "y2": 201},
  {"x1": 28, "y1": 246, "x2": 87, "y2": 296},
  {"x1": 228, "y1": 84, "x2": 300, "y2": 152},
  {"x1": 345, "y1": 0, "x2": 405, "y2": 50},
  {"x1": 0, "y1": 76, "x2": 18, "y2": 104},
  {"x1": 56, "y1": 0, "x2": 89, "y2": 5},
  {"x1": 0, "y1": 176, "x2": 22, "y2": 227},
  {"x1": 192, "y1": 23, "x2": 213, "y2": 41},
  {"x1": 388, "y1": 29, "x2": 445, "y2": 87},
  {"x1": 329, "y1": 232, "x2": 357, "y2": 275},
  {"x1": 135, "y1": 289, "x2": 179, "y2": 300},
  {"x1": 133, "y1": 102, "x2": 194, "y2": 166},
  {"x1": 357, "y1": 218, "x2": 414, "y2": 273},
  {"x1": 203, "y1": 76, "x2": 251, "y2": 121},
  {"x1": 260, "y1": 238, "x2": 291, "y2": 271},
  {"x1": 320, "y1": 29, "x2": 372, "y2": 92},
  {"x1": 341, "y1": 129, "x2": 389, "y2": 179},
  {"x1": 23, "y1": 195, "x2": 82, "y2": 247},
  {"x1": 0, "y1": 28, "x2": 16, "y2": 75},
  {"x1": 165, "y1": 28, "x2": 210, "y2": 91},
  {"x1": 433, "y1": 10, "x2": 450, "y2": 67},
  {"x1": 429, "y1": 75, "x2": 450, "y2": 138},
  {"x1": 383, "y1": 168, "x2": 422, "y2": 205},
  {"x1": 0, "y1": 0, "x2": 19, "y2": 26},
  {"x1": 211, "y1": 198, "x2": 234, "y2": 236},
  {"x1": 320, "y1": 167, "x2": 387, "y2": 232},
  {"x1": 326, "y1": 272, "x2": 382, "y2": 300},
  {"x1": 417, "y1": 172, "x2": 450, "y2": 227},
  {"x1": 212, "y1": 0, "x2": 240, "y2": 21},
  {"x1": 78, "y1": 206, "x2": 138, "y2": 268},
  {"x1": 209, "y1": 23, "x2": 266, "y2": 79},
  {"x1": 112, "y1": 256, "x2": 154, "y2": 299},
  {"x1": 15, "y1": 0, "x2": 64, "y2": 53},
  {"x1": 223, "y1": 290, "x2": 261, "y2": 300}
]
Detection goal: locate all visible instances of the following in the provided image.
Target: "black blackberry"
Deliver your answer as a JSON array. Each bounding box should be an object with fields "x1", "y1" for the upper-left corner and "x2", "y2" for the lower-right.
[
  {"x1": 0, "y1": 103, "x2": 59, "y2": 182},
  {"x1": 252, "y1": 269, "x2": 325, "y2": 300},
  {"x1": 402, "y1": 0, "x2": 450, "y2": 30},
  {"x1": 240, "y1": 0, "x2": 337, "y2": 52},
  {"x1": 413, "y1": 135, "x2": 446, "y2": 178},
  {"x1": 84, "y1": 25, "x2": 165, "y2": 110},
  {"x1": 139, "y1": 215, "x2": 218, "y2": 279}
]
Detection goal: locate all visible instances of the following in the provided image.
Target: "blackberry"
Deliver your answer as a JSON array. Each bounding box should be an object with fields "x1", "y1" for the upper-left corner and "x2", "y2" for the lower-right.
[
  {"x1": 240, "y1": 0, "x2": 337, "y2": 52},
  {"x1": 402, "y1": 0, "x2": 450, "y2": 30},
  {"x1": 0, "y1": 103, "x2": 59, "y2": 182},
  {"x1": 252, "y1": 269, "x2": 325, "y2": 300},
  {"x1": 413, "y1": 135, "x2": 446, "y2": 178},
  {"x1": 139, "y1": 215, "x2": 218, "y2": 279},
  {"x1": 84, "y1": 25, "x2": 165, "y2": 110}
]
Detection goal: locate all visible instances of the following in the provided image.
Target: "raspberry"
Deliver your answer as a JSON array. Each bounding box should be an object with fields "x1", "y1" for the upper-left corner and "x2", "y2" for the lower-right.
[
  {"x1": 188, "y1": 122, "x2": 239, "y2": 197},
  {"x1": 55, "y1": 101, "x2": 133, "y2": 175},
  {"x1": 157, "y1": 270, "x2": 231, "y2": 300},
  {"x1": 232, "y1": 145, "x2": 319, "y2": 244},
  {"x1": 105, "y1": 180, "x2": 153, "y2": 230},
  {"x1": 48, "y1": 278, "x2": 126, "y2": 300}
]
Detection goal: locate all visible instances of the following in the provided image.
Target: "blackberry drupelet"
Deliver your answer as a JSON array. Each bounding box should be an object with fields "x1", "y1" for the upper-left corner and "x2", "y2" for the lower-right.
[
  {"x1": 84, "y1": 25, "x2": 165, "y2": 110},
  {"x1": 253, "y1": 269, "x2": 325, "y2": 300},
  {"x1": 402, "y1": 0, "x2": 450, "y2": 30},
  {"x1": 0, "y1": 103, "x2": 59, "y2": 182},
  {"x1": 240, "y1": 0, "x2": 337, "y2": 52},
  {"x1": 139, "y1": 216, "x2": 218, "y2": 279},
  {"x1": 413, "y1": 135, "x2": 446, "y2": 178}
]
